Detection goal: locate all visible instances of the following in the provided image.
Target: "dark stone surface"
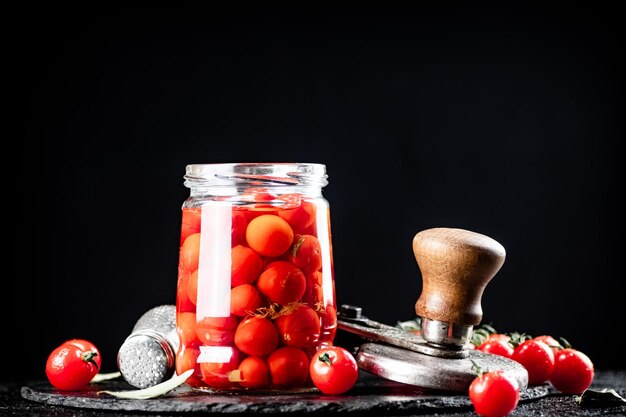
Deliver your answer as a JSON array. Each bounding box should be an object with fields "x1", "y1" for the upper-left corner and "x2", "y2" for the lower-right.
[
  {"x1": 17, "y1": 371, "x2": 547, "y2": 414},
  {"x1": 4, "y1": 370, "x2": 626, "y2": 416}
]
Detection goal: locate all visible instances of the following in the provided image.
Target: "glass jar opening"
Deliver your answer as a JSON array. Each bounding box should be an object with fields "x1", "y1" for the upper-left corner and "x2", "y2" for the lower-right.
[{"x1": 184, "y1": 163, "x2": 328, "y2": 189}]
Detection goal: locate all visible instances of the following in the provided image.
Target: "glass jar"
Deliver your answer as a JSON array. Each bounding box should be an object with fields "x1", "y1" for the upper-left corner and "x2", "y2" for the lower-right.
[{"x1": 175, "y1": 163, "x2": 337, "y2": 390}]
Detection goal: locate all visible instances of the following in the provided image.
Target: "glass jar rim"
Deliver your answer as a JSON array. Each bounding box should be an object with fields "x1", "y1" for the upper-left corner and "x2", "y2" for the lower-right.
[{"x1": 184, "y1": 162, "x2": 328, "y2": 188}]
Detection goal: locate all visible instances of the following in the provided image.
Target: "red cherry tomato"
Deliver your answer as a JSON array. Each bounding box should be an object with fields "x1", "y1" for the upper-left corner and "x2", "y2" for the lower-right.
[
  {"x1": 478, "y1": 339, "x2": 514, "y2": 359},
  {"x1": 187, "y1": 270, "x2": 198, "y2": 306},
  {"x1": 309, "y1": 346, "x2": 359, "y2": 395},
  {"x1": 62, "y1": 339, "x2": 102, "y2": 370},
  {"x1": 175, "y1": 346, "x2": 203, "y2": 387},
  {"x1": 176, "y1": 312, "x2": 201, "y2": 347},
  {"x1": 230, "y1": 284, "x2": 263, "y2": 317},
  {"x1": 231, "y1": 245, "x2": 263, "y2": 287},
  {"x1": 236, "y1": 356, "x2": 270, "y2": 389},
  {"x1": 471, "y1": 332, "x2": 510, "y2": 349},
  {"x1": 486, "y1": 333, "x2": 511, "y2": 343},
  {"x1": 274, "y1": 304, "x2": 321, "y2": 348},
  {"x1": 267, "y1": 347, "x2": 310, "y2": 387},
  {"x1": 549, "y1": 348, "x2": 594, "y2": 394},
  {"x1": 297, "y1": 219, "x2": 318, "y2": 237},
  {"x1": 532, "y1": 335, "x2": 562, "y2": 354},
  {"x1": 303, "y1": 271, "x2": 324, "y2": 306},
  {"x1": 256, "y1": 261, "x2": 306, "y2": 305},
  {"x1": 306, "y1": 269, "x2": 323, "y2": 287},
  {"x1": 511, "y1": 339, "x2": 555, "y2": 385},
  {"x1": 231, "y1": 210, "x2": 248, "y2": 247},
  {"x1": 181, "y1": 208, "x2": 248, "y2": 247},
  {"x1": 179, "y1": 233, "x2": 201, "y2": 273},
  {"x1": 469, "y1": 370, "x2": 520, "y2": 417},
  {"x1": 246, "y1": 214, "x2": 294, "y2": 257},
  {"x1": 176, "y1": 270, "x2": 197, "y2": 312},
  {"x1": 244, "y1": 205, "x2": 279, "y2": 222},
  {"x1": 199, "y1": 347, "x2": 241, "y2": 389},
  {"x1": 180, "y1": 208, "x2": 201, "y2": 245},
  {"x1": 234, "y1": 317, "x2": 279, "y2": 356},
  {"x1": 45, "y1": 340, "x2": 100, "y2": 390},
  {"x1": 278, "y1": 201, "x2": 316, "y2": 234},
  {"x1": 287, "y1": 234, "x2": 322, "y2": 272},
  {"x1": 196, "y1": 316, "x2": 239, "y2": 346}
]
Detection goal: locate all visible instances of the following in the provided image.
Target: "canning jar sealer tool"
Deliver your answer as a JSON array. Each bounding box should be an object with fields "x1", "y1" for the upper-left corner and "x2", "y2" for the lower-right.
[{"x1": 337, "y1": 227, "x2": 529, "y2": 392}]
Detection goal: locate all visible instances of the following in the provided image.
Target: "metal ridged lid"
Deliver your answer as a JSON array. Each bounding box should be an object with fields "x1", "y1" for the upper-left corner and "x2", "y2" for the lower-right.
[{"x1": 117, "y1": 333, "x2": 174, "y2": 389}]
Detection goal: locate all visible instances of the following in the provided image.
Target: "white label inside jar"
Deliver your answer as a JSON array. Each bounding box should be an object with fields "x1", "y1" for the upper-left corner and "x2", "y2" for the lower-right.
[
  {"x1": 196, "y1": 201, "x2": 232, "y2": 319},
  {"x1": 197, "y1": 346, "x2": 235, "y2": 364},
  {"x1": 316, "y1": 199, "x2": 334, "y2": 306}
]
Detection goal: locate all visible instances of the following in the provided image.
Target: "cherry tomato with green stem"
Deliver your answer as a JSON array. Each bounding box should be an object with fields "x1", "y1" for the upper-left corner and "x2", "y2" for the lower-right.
[
  {"x1": 511, "y1": 339, "x2": 555, "y2": 385},
  {"x1": 309, "y1": 346, "x2": 359, "y2": 395},
  {"x1": 62, "y1": 339, "x2": 102, "y2": 370},
  {"x1": 478, "y1": 339, "x2": 514, "y2": 359},
  {"x1": 256, "y1": 261, "x2": 306, "y2": 305},
  {"x1": 486, "y1": 333, "x2": 511, "y2": 343},
  {"x1": 274, "y1": 304, "x2": 321, "y2": 348},
  {"x1": 469, "y1": 369, "x2": 520, "y2": 417},
  {"x1": 45, "y1": 340, "x2": 101, "y2": 390},
  {"x1": 287, "y1": 234, "x2": 322, "y2": 272},
  {"x1": 532, "y1": 335, "x2": 563, "y2": 354}
]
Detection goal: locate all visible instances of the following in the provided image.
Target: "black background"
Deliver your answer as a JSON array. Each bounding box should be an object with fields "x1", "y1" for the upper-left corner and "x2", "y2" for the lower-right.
[{"x1": 7, "y1": 2, "x2": 625, "y2": 382}]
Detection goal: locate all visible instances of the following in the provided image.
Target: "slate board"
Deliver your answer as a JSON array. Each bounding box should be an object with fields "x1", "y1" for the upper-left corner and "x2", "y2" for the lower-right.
[{"x1": 20, "y1": 371, "x2": 549, "y2": 415}]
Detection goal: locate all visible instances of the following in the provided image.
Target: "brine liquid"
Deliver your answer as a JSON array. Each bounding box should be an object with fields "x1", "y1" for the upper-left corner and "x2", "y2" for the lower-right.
[{"x1": 174, "y1": 196, "x2": 337, "y2": 390}]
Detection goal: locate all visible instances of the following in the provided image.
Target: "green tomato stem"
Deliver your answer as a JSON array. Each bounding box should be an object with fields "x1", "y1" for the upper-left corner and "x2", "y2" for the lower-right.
[
  {"x1": 291, "y1": 235, "x2": 305, "y2": 258},
  {"x1": 82, "y1": 351, "x2": 99, "y2": 370},
  {"x1": 470, "y1": 359, "x2": 486, "y2": 377},
  {"x1": 318, "y1": 352, "x2": 333, "y2": 366}
]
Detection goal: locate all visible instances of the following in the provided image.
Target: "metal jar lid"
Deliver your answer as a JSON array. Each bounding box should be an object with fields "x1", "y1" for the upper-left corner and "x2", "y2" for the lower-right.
[{"x1": 117, "y1": 330, "x2": 176, "y2": 389}]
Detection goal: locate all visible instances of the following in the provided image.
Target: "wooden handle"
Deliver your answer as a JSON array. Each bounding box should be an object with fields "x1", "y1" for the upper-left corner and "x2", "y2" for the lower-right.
[{"x1": 413, "y1": 228, "x2": 506, "y2": 326}]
